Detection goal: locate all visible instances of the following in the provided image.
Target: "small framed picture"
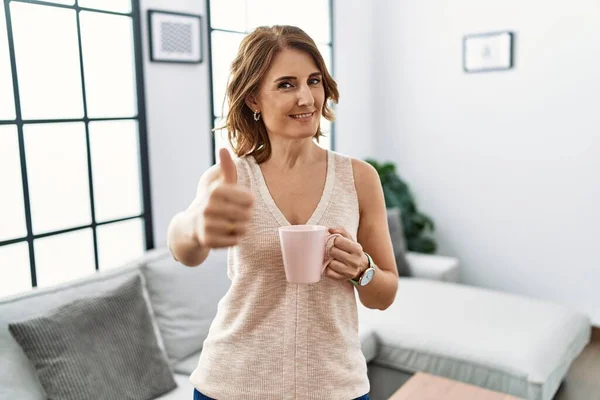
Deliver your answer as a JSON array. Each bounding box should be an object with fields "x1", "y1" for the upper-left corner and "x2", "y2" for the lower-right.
[
  {"x1": 147, "y1": 10, "x2": 203, "y2": 64},
  {"x1": 463, "y1": 31, "x2": 514, "y2": 73}
]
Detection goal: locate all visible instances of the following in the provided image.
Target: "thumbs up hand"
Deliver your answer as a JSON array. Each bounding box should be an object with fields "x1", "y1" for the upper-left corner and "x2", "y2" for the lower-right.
[{"x1": 194, "y1": 148, "x2": 255, "y2": 249}]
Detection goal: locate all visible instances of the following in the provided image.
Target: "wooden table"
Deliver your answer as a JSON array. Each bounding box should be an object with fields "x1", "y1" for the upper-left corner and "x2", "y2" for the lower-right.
[{"x1": 388, "y1": 372, "x2": 522, "y2": 400}]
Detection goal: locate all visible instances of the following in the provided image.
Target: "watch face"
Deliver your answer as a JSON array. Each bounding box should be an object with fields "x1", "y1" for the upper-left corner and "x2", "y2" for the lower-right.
[{"x1": 361, "y1": 268, "x2": 375, "y2": 286}]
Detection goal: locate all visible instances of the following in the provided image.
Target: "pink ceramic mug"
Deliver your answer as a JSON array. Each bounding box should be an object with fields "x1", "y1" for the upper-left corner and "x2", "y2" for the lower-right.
[{"x1": 278, "y1": 225, "x2": 342, "y2": 284}]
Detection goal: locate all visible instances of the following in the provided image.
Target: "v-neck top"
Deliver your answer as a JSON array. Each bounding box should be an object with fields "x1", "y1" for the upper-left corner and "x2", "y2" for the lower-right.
[
  {"x1": 190, "y1": 150, "x2": 369, "y2": 400},
  {"x1": 248, "y1": 149, "x2": 336, "y2": 227}
]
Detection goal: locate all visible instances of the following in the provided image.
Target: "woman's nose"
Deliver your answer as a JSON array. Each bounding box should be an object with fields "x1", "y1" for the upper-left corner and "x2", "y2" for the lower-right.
[{"x1": 297, "y1": 84, "x2": 314, "y2": 107}]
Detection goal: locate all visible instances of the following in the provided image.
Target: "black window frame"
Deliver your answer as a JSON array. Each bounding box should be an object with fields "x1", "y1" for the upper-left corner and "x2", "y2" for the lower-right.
[{"x1": 0, "y1": 0, "x2": 153, "y2": 291}]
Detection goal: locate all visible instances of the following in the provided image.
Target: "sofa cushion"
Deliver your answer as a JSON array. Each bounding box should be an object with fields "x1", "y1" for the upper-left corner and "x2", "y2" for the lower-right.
[
  {"x1": 359, "y1": 325, "x2": 378, "y2": 364},
  {"x1": 141, "y1": 248, "x2": 230, "y2": 364},
  {"x1": 8, "y1": 276, "x2": 177, "y2": 400},
  {"x1": 0, "y1": 248, "x2": 168, "y2": 400},
  {"x1": 174, "y1": 351, "x2": 201, "y2": 375},
  {"x1": 358, "y1": 278, "x2": 591, "y2": 400},
  {"x1": 157, "y1": 374, "x2": 196, "y2": 400},
  {"x1": 387, "y1": 208, "x2": 411, "y2": 277}
]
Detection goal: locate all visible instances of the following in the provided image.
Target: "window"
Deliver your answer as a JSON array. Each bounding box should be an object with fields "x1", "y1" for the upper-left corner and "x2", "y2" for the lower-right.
[
  {"x1": 207, "y1": 0, "x2": 334, "y2": 163},
  {"x1": 0, "y1": 0, "x2": 152, "y2": 297}
]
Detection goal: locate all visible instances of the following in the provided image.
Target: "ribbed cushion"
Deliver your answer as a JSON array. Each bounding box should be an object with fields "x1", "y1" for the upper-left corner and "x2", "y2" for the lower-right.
[{"x1": 8, "y1": 276, "x2": 177, "y2": 400}]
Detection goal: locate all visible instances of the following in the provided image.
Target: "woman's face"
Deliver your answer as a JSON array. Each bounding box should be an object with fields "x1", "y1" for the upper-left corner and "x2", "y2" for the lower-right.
[{"x1": 251, "y1": 49, "x2": 325, "y2": 141}]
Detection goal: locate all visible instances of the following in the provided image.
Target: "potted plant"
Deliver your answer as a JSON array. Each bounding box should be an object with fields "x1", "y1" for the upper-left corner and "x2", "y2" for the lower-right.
[{"x1": 365, "y1": 159, "x2": 437, "y2": 254}]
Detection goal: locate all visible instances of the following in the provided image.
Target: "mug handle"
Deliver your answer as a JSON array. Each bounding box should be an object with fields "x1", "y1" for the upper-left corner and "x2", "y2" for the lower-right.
[{"x1": 322, "y1": 233, "x2": 343, "y2": 274}]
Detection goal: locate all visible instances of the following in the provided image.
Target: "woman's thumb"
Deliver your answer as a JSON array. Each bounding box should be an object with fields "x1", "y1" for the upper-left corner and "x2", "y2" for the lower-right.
[{"x1": 219, "y1": 148, "x2": 236, "y2": 184}]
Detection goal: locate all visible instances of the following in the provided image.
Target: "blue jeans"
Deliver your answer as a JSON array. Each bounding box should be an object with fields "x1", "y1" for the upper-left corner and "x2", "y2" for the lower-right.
[{"x1": 194, "y1": 389, "x2": 369, "y2": 400}]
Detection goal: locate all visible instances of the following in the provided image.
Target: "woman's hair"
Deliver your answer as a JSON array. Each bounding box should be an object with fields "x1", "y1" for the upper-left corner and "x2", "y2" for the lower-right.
[{"x1": 220, "y1": 25, "x2": 339, "y2": 163}]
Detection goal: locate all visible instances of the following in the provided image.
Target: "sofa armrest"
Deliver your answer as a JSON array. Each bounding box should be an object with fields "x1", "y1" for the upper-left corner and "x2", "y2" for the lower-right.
[{"x1": 405, "y1": 252, "x2": 460, "y2": 283}]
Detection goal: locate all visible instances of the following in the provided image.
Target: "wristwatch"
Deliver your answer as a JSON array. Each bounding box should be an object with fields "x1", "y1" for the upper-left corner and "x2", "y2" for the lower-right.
[{"x1": 350, "y1": 252, "x2": 376, "y2": 287}]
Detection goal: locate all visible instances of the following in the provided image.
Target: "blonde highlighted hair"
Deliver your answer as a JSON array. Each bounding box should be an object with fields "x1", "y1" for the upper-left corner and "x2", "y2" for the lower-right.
[{"x1": 219, "y1": 25, "x2": 339, "y2": 163}]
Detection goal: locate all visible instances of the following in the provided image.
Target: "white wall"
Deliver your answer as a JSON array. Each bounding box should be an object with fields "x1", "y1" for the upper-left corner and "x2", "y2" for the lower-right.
[
  {"x1": 140, "y1": 0, "x2": 213, "y2": 247},
  {"x1": 332, "y1": 0, "x2": 375, "y2": 160},
  {"x1": 372, "y1": 0, "x2": 600, "y2": 324},
  {"x1": 142, "y1": 0, "x2": 375, "y2": 246}
]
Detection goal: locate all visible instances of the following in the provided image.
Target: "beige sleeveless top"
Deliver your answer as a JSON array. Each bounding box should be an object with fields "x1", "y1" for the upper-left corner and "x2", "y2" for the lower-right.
[{"x1": 190, "y1": 150, "x2": 369, "y2": 399}]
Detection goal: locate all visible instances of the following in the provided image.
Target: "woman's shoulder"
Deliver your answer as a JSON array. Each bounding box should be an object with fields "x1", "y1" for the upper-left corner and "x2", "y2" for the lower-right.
[
  {"x1": 329, "y1": 151, "x2": 379, "y2": 183},
  {"x1": 351, "y1": 158, "x2": 380, "y2": 191},
  {"x1": 329, "y1": 151, "x2": 381, "y2": 199}
]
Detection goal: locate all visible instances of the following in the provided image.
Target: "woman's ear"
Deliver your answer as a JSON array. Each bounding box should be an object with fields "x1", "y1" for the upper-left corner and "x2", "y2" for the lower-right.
[{"x1": 245, "y1": 94, "x2": 259, "y2": 113}]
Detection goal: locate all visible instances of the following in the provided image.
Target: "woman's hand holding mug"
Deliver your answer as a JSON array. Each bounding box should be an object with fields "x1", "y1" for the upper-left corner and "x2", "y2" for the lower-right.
[
  {"x1": 324, "y1": 227, "x2": 369, "y2": 281},
  {"x1": 194, "y1": 148, "x2": 255, "y2": 249}
]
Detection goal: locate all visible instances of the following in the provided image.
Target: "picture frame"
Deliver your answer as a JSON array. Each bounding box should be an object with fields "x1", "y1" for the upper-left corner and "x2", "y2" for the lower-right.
[
  {"x1": 463, "y1": 31, "x2": 514, "y2": 73},
  {"x1": 147, "y1": 10, "x2": 203, "y2": 64}
]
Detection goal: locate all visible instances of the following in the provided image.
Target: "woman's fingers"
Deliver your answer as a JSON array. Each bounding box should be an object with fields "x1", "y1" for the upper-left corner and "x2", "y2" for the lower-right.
[
  {"x1": 323, "y1": 263, "x2": 348, "y2": 281},
  {"x1": 211, "y1": 184, "x2": 255, "y2": 207},
  {"x1": 329, "y1": 246, "x2": 353, "y2": 264},
  {"x1": 328, "y1": 227, "x2": 351, "y2": 239},
  {"x1": 204, "y1": 202, "x2": 252, "y2": 223},
  {"x1": 326, "y1": 260, "x2": 355, "y2": 279},
  {"x1": 202, "y1": 235, "x2": 241, "y2": 249},
  {"x1": 204, "y1": 218, "x2": 248, "y2": 237}
]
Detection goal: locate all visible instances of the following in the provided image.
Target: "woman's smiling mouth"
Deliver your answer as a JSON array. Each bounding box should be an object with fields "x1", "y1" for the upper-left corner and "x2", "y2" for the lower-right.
[{"x1": 289, "y1": 111, "x2": 314, "y2": 120}]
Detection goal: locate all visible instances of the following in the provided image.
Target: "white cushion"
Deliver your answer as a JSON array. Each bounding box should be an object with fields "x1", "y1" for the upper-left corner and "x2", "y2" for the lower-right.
[
  {"x1": 157, "y1": 374, "x2": 195, "y2": 400},
  {"x1": 359, "y1": 325, "x2": 378, "y2": 364},
  {"x1": 405, "y1": 252, "x2": 460, "y2": 282},
  {"x1": 174, "y1": 351, "x2": 200, "y2": 375},
  {"x1": 141, "y1": 248, "x2": 231, "y2": 364},
  {"x1": 358, "y1": 278, "x2": 591, "y2": 400}
]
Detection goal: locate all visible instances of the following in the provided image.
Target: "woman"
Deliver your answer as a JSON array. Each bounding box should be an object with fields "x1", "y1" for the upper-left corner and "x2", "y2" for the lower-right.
[{"x1": 167, "y1": 25, "x2": 398, "y2": 400}]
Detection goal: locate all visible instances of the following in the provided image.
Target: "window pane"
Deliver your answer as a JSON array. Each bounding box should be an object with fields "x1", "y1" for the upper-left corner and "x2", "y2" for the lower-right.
[
  {"x1": 80, "y1": 11, "x2": 137, "y2": 118},
  {"x1": 24, "y1": 123, "x2": 91, "y2": 234},
  {"x1": 78, "y1": 0, "x2": 132, "y2": 14},
  {"x1": 0, "y1": 126, "x2": 27, "y2": 241},
  {"x1": 89, "y1": 120, "x2": 142, "y2": 222},
  {"x1": 10, "y1": 2, "x2": 84, "y2": 120},
  {"x1": 318, "y1": 44, "x2": 332, "y2": 76},
  {"x1": 211, "y1": 31, "x2": 244, "y2": 117},
  {"x1": 0, "y1": 4, "x2": 15, "y2": 120},
  {"x1": 34, "y1": 229, "x2": 95, "y2": 288},
  {"x1": 0, "y1": 242, "x2": 31, "y2": 297},
  {"x1": 96, "y1": 218, "x2": 144, "y2": 270},
  {"x1": 246, "y1": 0, "x2": 331, "y2": 44},
  {"x1": 210, "y1": 0, "x2": 246, "y2": 32},
  {"x1": 213, "y1": 117, "x2": 235, "y2": 163}
]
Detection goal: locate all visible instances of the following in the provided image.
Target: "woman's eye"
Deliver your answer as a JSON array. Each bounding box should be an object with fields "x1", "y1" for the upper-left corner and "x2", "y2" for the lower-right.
[
  {"x1": 309, "y1": 78, "x2": 321, "y2": 85},
  {"x1": 278, "y1": 82, "x2": 293, "y2": 89}
]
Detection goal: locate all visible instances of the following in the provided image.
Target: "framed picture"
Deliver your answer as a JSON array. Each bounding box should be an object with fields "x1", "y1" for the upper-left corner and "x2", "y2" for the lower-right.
[
  {"x1": 463, "y1": 31, "x2": 514, "y2": 73},
  {"x1": 147, "y1": 10, "x2": 203, "y2": 64}
]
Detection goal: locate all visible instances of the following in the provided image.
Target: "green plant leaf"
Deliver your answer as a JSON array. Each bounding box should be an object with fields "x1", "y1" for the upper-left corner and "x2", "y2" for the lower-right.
[
  {"x1": 418, "y1": 212, "x2": 435, "y2": 231},
  {"x1": 407, "y1": 236, "x2": 437, "y2": 254},
  {"x1": 365, "y1": 158, "x2": 438, "y2": 253}
]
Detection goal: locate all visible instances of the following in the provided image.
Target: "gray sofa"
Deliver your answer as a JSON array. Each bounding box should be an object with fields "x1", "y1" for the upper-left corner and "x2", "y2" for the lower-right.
[
  {"x1": 0, "y1": 246, "x2": 590, "y2": 400},
  {"x1": 0, "y1": 246, "x2": 458, "y2": 400}
]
